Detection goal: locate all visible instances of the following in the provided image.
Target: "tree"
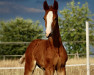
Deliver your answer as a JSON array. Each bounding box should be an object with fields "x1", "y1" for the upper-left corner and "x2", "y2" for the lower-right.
[
  {"x1": 59, "y1": 1, "x2": 94, "y2": 54},
  {"x1": 0, "y1": 17, "x2": 43, "y2": 55}
]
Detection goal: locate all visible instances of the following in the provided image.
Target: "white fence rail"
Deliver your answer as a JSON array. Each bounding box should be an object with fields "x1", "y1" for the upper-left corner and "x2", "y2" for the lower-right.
[
  {"x1": 0, "y1": 54, "x2": 94, "y2": 60},
  {"x1": 0, "y1": 64, "x2": 94, "y2": 70}
]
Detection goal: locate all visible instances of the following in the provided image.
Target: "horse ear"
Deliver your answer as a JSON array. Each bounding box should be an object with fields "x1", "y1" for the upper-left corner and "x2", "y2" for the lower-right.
[
  {"x1": 53, "y1": 0, "x2": 58, "y2": 10},
  {"x1": 43, "y1": 1, "x2": 49, "y2": 11}
]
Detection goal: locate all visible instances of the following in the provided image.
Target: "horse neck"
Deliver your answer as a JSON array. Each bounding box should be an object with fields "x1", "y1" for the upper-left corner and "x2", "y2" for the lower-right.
[{"x1": 48, "y1": 21, "x2": 62, "y2": 47}]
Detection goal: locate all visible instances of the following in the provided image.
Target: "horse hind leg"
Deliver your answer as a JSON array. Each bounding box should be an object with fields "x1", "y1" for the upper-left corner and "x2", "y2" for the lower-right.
[{"x1": 24, "y1": 60, "x2": 36, "y2": 75}]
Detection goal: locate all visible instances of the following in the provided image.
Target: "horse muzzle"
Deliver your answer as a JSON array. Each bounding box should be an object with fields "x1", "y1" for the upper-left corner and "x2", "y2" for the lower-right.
[{"x1": 46, "y1": 32, "x2": 52, "y2": 38}]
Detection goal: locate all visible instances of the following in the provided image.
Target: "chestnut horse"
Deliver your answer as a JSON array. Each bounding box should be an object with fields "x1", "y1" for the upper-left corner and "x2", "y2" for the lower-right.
[{"x1": 20, "y1": 0, "x2": 68, "y2": 75}]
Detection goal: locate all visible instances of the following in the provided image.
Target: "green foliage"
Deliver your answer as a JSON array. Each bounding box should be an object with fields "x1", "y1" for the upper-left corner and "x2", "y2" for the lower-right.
[
  {"x1": 59, "y1": 1, "x2": 94, "y2": 54},
  {"x1": 0, "y1": 18, "x2": 43, "y2": 55}
]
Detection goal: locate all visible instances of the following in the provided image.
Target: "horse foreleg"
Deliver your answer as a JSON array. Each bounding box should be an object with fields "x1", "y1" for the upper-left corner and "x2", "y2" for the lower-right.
[
  {"x1": 24, "y1": 60, "x2": 36, "y2": 75},
  {"x1": 57, "y1": 67, "x2": 66, "y2": 75},
  {"x1": 45, "y1": 67, "x2": 54, "y2": 75}
]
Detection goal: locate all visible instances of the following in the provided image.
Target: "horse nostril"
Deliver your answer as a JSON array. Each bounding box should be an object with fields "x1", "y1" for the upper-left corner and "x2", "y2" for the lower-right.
[
  {"x1": 46, "y1": 33, "x2": 52, "y2": 38},
  {"x1": 49, "y1": 33, "x2": 52, "y2": 37}
]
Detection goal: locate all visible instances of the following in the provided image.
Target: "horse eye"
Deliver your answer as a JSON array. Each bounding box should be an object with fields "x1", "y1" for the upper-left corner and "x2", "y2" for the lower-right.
[
  {"x1": 55, "y1": 17, "x2": 58, "y2": 20},
  {"x1": 43, "y1": 17, "x2": 45, "y2": 20}
]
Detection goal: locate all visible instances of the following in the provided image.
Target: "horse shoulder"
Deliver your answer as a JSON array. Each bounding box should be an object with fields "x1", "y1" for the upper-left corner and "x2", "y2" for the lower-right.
[
  {"x1": 59, "y1": 44, "x2": 68, "y2": 64},
  {"x1": 25, "y1": 39, "x2": 44, "y2": 55}
]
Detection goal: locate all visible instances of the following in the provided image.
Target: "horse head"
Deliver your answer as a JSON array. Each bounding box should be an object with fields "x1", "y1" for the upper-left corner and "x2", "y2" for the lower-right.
[{"x1": 43, "y1": 0, "x2": 58, "y2": 38}]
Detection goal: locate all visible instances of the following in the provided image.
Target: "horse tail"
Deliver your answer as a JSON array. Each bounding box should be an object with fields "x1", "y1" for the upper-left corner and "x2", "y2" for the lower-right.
[{"x1": 19, "y1": 54, "x2": 25, "y2": 64}]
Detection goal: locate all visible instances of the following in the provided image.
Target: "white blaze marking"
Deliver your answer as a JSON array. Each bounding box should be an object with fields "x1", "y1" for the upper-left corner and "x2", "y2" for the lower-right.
[{"x1": 46, "y1": 11, "x2": 53, "y2": 36}]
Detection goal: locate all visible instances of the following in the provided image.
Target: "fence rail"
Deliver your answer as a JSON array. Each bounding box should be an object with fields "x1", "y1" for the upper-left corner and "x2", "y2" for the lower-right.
[
  {"x1": 0, "y1": 41, "x2": 94, "y2": 45},
  {"x1": 0, "y1": 42, "x2": 30, "y2": 44},
  {"x1": 0, "y1": 64, "x2": 94, "y2": 70},
  {"x1": 0, "y1": 54, "x2": 94, "y2": 60},
  {"x1": 0, "y1": 54, "x2": 94, "y2": 58}
]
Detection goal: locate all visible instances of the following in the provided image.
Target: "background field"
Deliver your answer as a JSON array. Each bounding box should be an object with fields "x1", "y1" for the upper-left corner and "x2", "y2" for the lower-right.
[{"x1": 0, "y1": 58, "x2": 94, "y2": 75}]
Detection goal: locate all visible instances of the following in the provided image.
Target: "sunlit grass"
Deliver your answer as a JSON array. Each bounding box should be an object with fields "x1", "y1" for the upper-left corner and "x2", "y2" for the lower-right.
[{"x1": 0, "y1": 58, "x2": 94, "y2": 75}]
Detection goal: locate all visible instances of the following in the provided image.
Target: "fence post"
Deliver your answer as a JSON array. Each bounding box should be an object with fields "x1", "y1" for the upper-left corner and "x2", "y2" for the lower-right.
[
  {"x1": 77, "y1": 51, "x2": 79, "y2": 59},
  {"x1": 86, "y1": 21, "x2": 90, "y2": 75},
  {"x1": 3, "y1": 55, "x2": 5, "y2": 61}
]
